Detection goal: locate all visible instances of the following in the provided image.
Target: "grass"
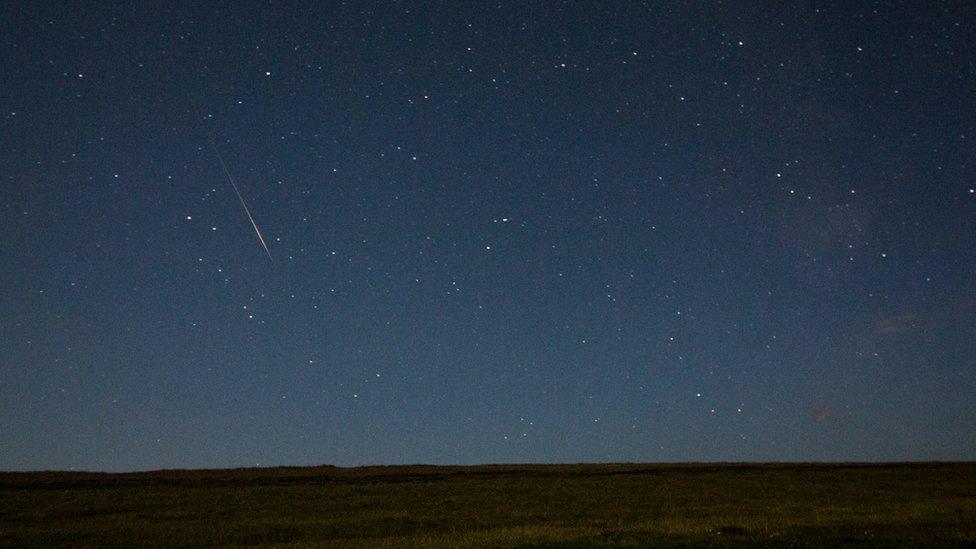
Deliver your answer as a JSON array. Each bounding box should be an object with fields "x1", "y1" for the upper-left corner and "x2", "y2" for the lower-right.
[{"x1": 1, "y1": 462, "x2": 974, "y2": 546}]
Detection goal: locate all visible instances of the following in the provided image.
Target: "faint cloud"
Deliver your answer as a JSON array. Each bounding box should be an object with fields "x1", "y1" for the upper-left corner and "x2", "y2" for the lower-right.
[
  {"x1": 807, "y1": 401, "x2": 830, "y2": 423},
  {"x1": 875, "y1": 315, "x2": 919, "y2": 335}
]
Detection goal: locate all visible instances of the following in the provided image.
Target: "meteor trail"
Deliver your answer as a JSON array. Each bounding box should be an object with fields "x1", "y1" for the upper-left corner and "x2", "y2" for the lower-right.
[{"x1": 207, "y1": 138, "x2": 273, "y2": 260}]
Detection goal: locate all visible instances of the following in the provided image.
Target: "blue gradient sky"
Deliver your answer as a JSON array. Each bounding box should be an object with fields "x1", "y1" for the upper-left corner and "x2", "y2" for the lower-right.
[{"x1": 2, "y1": 2, "x2": 974, "y2": 471}]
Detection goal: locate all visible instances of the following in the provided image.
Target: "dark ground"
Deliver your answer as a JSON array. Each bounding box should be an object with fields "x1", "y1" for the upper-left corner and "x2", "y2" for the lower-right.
[{"x1": 1, "y1": 462, "x2": 974, "y2": 546}]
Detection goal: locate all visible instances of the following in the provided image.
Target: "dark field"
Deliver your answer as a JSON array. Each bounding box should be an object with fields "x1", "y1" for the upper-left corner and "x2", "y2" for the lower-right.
[{"x1": 1, "y1": 463, "x2": 974, "y2": 547}]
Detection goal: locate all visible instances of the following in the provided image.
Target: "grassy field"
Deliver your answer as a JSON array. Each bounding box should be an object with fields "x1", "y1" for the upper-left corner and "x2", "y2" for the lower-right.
[{"x1": 1, "y1": 462, "x2": 974, "y2": 547}]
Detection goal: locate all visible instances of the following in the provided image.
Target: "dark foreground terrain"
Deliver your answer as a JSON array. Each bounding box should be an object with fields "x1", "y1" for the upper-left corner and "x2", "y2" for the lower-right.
[{"x1": 1, "y1": 463, "x2": 974, "y2": 547}]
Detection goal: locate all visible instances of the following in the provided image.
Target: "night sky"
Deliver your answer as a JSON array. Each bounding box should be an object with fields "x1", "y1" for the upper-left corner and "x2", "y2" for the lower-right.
[{"x1": 2, "y1": 2, "x2": 975, "y2": 472}]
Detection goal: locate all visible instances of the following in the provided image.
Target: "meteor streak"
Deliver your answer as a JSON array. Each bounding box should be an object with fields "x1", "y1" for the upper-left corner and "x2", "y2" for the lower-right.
[{"x1": 207, "y1": 138, "x2": 273, "y2": 260}]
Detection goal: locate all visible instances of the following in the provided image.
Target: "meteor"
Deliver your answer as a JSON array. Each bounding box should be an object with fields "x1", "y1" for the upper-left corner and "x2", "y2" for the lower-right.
[{"x1": 207, "y1": 138, "x2": 273, "y2": 260}]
